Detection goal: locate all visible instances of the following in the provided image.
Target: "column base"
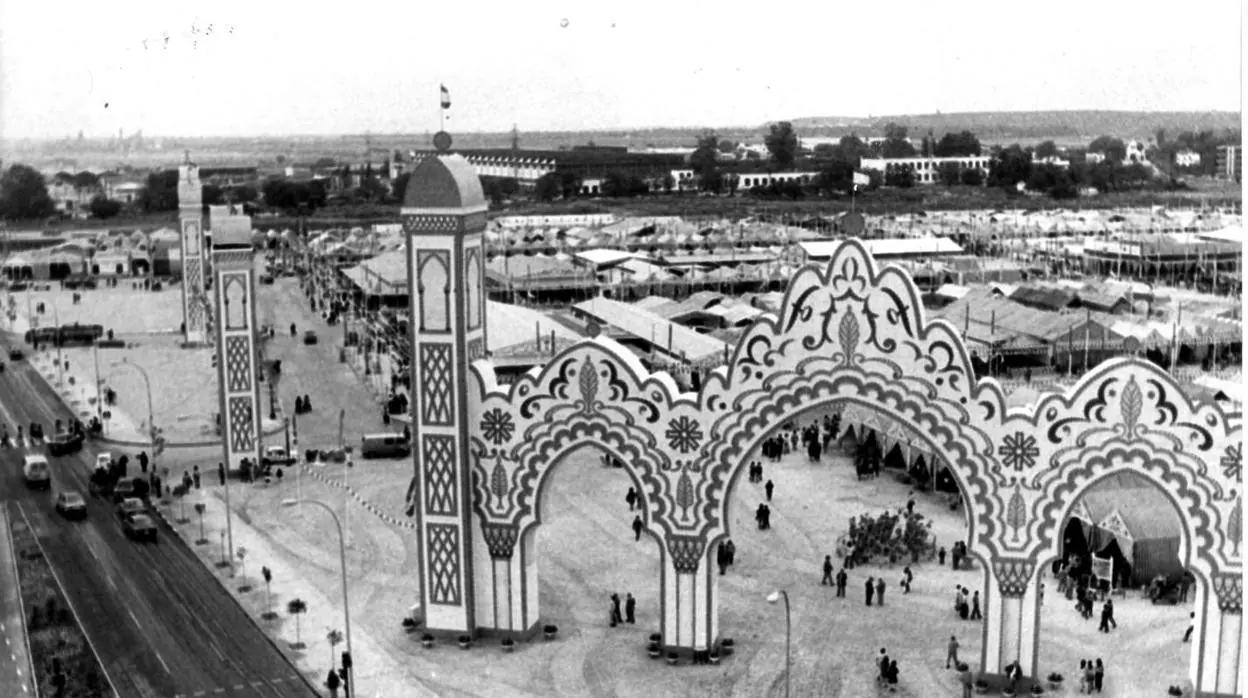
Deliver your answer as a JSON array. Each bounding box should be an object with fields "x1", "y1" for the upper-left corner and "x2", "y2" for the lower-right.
[{"x1": 969, "y1": 672, "x2": 1041, "y2": 694}]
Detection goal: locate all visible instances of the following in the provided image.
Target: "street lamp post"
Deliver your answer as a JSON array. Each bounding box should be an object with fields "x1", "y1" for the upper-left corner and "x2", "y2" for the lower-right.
[
  {"x1": 283, "y1": 498, "x2": 352, "y2": 697},
  {"x1": 767, "y1": 590, "x2": 791, "y2": 698}
]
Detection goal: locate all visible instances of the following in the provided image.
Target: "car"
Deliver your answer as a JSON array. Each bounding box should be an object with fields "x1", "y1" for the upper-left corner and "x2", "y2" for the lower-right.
[
  {"x1": 54, "y1": 491, "x2": 87, "y2": 519},
  {"x1": 302, "y1": 330, "x2": 318, "y2": 345},
  {"x1": 260, "y1": 275, "x2": 275, "y2": 285},
  {"x1": 123, "y1": 514, "x2": 158, "y2": 542},
  {"x1": 47, "y1": 430, "x2": 84, "y2": 456},
  {"x1": 6, "y1": 347, "x2": 20, "y2": 361},
  {"x1": 22, "y1": 455, "x2": 51, "y2": 490},
  {"x1": 95, "y1": 453, "x2": 113, "y2": 471},
  {"x1": 28, "y1": 422, "x2": 43, "y2": 440},
  {"x1": 261, "y1": 445, "x2": 297, "y2": 467},
  {"x1": 116, "y1": 497, "x2": 145, "y2": 521},
  {"x1": 111, "y1": 479, "x2": 136, "y2": 504}
]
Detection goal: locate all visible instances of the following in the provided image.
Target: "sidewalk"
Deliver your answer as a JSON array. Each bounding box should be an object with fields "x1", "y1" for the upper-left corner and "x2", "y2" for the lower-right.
[{"x1": 160, "y1": 486, "x2": 439, "y2": 698}]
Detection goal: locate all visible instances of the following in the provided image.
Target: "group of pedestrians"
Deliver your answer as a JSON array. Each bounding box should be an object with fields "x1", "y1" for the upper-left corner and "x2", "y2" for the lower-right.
[
  {"x1": 1077, "y1": 658, "x2": 1106, "y2": 693},
  {"x1": 876, "y1": 648, "x2": 900, "y2": 691},
  {"x1": 716, "y1": 540, "x2": 736, "y2": 575},
  {"x1": 819, "y1": 555, "x2": 849, "y2": 595},
  {"x1": 953, "y1": 585, "x2": 981, "y2": 620},
  {"x1": 608, "y1": 593, "x2": 636, "y2": 627}
]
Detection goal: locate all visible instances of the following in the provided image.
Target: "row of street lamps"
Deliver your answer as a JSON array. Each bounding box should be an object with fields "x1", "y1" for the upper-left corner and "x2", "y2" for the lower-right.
[{"x1": 20, "y1": 291, "x2": 357, "y2": 696}]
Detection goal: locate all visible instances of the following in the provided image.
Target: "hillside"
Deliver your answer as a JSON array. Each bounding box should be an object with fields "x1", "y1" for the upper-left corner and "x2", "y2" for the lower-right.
[{"x1": 789, "y1": 110, "x2": 1241, "y2": 145}]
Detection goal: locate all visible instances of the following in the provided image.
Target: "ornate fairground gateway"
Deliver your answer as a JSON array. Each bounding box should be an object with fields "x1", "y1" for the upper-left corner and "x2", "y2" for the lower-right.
[{"x1": 401, "y1": 154, "x2": 1242, "y2": 694}]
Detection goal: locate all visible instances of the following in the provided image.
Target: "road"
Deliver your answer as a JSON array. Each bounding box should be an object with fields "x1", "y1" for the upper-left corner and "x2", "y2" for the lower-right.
[
  {"x1": 0, "y1": 503, "x2": 35, "y2": 698},
  {"x1": 0, "y1": 350, "x2": 318, "y2": 698}
]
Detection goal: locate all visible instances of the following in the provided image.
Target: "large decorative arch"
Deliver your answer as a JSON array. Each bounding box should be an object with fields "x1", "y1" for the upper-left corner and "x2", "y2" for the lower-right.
[{"x1": 411, "y1": 235, "x2": 1241, "y2": 692}]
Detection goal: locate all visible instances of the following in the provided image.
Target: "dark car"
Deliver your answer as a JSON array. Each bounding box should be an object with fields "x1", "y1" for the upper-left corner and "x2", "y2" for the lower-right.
[
  {"x1": 302, "y1": 330, "x2": 318, "y2": 345},
  {"x1": 47, "y1": 431, "x2": 84, "y2": 457},
  {"x1": 260, "y1": 275, "x2": 275, "y2": 285},
  {"x1": 55, "y1": 491, "x2": 88, "y2": 519},
  {"x1": 111, "y1": 479, "x2": 137, "y2": 504},
  {"x1": 7, "y1": 348, "x2": 22, "y2": 361},
  {"x1": 123, "y1": 514, "x2": 158, "y2": 542},
  {"x1": 28, "y1": 422, "x2": 43, "y2": 440}
]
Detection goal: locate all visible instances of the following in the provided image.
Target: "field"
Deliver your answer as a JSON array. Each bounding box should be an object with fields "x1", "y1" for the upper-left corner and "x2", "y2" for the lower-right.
[{"x1": 9, "y1": 509, "x2": 109, "y2": 697}]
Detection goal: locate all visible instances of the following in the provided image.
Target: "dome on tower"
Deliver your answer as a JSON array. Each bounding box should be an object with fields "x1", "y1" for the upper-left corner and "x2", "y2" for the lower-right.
[{"x1": 402, "y1": 154, "x2": 486, "y2": 210}]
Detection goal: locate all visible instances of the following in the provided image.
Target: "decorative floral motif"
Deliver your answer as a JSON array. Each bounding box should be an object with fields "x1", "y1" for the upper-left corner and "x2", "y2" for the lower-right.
[
  {"x1": 998, "y1": 431, "x2": 1039, "y2": 472},
  {"x1": 676, "y1": 470, "x2": 695, "y2": 522},
  {"x1": 578, "y1": 356, "x2": 599, "y2": 414},
  {"x1": 1221, "y1": 443, "x2": 1242, "y2": 484},
  {"x1": 1229, "y1": 497, "x2": 1241, "y2": 558},
  {"x1": 666, "y1": 415, "x2": 704, "y2": 455},
  {"x1": 1006, "y1": 481, "x2": 1027, "y2": 543},
  {"x1": 480, "y1": 408, "x2": 515, "y2": 446},
  {"x1": 1120, "y1": 376, "x2": 1143, "y2": 436},
  {"x1": 837, "y1": 311, "x2": 860, "y2": 365},
  {"x1": 490, "y1": 455, "x2": 509, "y2": 502}
]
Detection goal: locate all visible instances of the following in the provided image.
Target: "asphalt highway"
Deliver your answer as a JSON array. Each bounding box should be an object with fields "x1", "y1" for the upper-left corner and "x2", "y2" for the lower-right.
[{"x1": 0, "y1": 353, "x2": 318, "y2": 698}]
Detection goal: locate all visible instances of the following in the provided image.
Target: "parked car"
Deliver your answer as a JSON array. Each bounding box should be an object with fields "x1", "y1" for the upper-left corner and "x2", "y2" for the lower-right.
[
  {"x1": 55, "y1": 491, "x2": 88, "y2": 519},
  {"x1": 123, "y1": 514, "x2": 158, "y2": 542},
  {"x1": 95, "y1": 453, "x2": 113, "y2": 470},
  {"x1": 302, "y1": 330, "x2": 318, "y2": 345},
  {"x1": 260, "y1": 275, "x2": 275, "y2": 285},
  {"x1": 261, "y1": 445, "x2": 297, "y2": 467},
  {"x1": 28, "y1": 422, "x2": 43, "y2": 440},
  {"x1": 7, "y1": 348, "x2": 22, "y2": 361},
  {"x1": 111, "y1": 479, "x2": 136, "y2": 504},
  {"x1": 116, "y1": 497, "x2": 145, "y2": 521}
]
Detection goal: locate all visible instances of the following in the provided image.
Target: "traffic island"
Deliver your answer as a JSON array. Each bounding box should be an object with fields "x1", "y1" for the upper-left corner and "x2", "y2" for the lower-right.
[{"x1": 9, "y1": 506, "x2": 113, "y2": 697}]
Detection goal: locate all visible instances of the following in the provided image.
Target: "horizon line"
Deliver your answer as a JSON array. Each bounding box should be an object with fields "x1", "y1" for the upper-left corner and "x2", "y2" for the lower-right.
[{"x1": 2, "y1": 108, "x2": 1241, "y2": 143}]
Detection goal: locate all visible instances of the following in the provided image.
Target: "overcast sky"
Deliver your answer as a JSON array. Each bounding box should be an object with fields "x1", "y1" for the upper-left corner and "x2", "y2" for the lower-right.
[{"x1": 1, "y1": 0, "x2": 1241, "y2": 139}]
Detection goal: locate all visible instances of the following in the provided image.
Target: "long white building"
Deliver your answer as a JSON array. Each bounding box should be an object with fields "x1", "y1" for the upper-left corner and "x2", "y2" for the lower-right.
[{"x1": 859, "y1": 156, "x2": 991, "y2": 184}]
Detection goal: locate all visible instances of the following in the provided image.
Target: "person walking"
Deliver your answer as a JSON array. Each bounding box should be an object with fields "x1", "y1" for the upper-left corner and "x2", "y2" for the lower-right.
[
  {"x1": 938, "y1": 547, "x2": 947, "y2": 566},
  {"x1": 836, "y1": 568, "x2": 847, "y2": 598},
  {"x1": 192, "y1": 465, "x2": 201, "y2": 489},
  {"x1": 906, "y1": 492, "x2": 916, "y2": 516},
  {"x1": 877, "y1": 648, "x2": 890, "y2": 683},
  {"x1": 1082, "y1": 658, "x2": 1095, "y2": 694},
  {"x1": 625, "y1": 593, "x2": 636, "y2": 624},
  {"x1": 865, "y1": 577, "x2": 875, "y2": 606},
  {"x1": 610, "y1": 593, "x2": 623, "y2": 627},
  {"x1": 901, "y1": 566, "x2": 913, "y2": 594},
  {"x1": 631, "y1": 516, "x2": 644, "y2": 542},
  {"x1": 218, "y1": 461, "x2": 226, "y2": 486},
  {"x1": 822, "y1": 555, "x2": 834, "y2": 586},
  {"x1": 764, "y1": 479, "x2": 774, "y2": 502},
  {"x1": 875, "y1": 577, "x2": 886, "y2": 606},
  {"x1": 717, "y1": 543, "x2": 728, "y2": 576},
  {"x1": 725, "y1": 539, "x2": 735, "y2": 567},
  {"x1": 970, "y1": 591, "x2": 981, "y2": 620},
  {"x1": 1183, "y1": 612, "x2": 1195, "y2": 643},
  {"x1": 625, "y1": 487, "x2": 638, "y2": 511},
  {"x1": 1098, "y1": 600, "x2": 1113, "y2": 633},
  {"x1": 1093, "y1": 658, "x2": 1104, "y2": 693},
  {"x1": 946, "y1": 635, "x2": 960, "y2": 669}
]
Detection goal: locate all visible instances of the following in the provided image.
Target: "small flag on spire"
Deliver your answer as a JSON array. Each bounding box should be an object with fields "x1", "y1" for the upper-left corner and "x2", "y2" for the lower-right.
[{"x1": 440, "y1": 84, "x2": 451, "y2": 110}]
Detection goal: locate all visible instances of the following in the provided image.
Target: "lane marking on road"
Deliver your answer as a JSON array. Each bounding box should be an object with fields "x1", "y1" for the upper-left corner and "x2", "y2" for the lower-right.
[
  {"x1": 127, "y1": 609, "x2": 140, "y2": 627},
  {"x1": 213, "y1": 689, "x2": 225, "y2": 695},
  {"x1": 4, "y1": 636, "x2": 9, "y2": 645},
  {"x1": 232, "y1": 684, "x2": 244, "y2": 690},
  {"x1": 192, "y1": 692, "x2": 205, "y2": 697},
  {"x1": 250, "y1": 681, "x2": 264, "y2": 688},
  {"x1": 210, "y1": 641, "x2": 225, "y2": 661},
  {"x1": 106, "y1": 575, "x2": 116, "y2": 590},
  {"x1": 156, "y1": 652, "x2": 170, "y2": 674}
]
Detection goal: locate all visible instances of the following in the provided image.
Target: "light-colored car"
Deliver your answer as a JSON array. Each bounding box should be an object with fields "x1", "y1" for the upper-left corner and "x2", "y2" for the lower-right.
[
  {"x1": 22, "y1": 455, "x2": 50, "y2": 489},
  {"x1": 95, "y1": 453, "x2": 113, "y2": 470},
  {"x1": 116, "y1": 497, "x2": 145, "y2": 521},
  {"x1": 55, "y1": 491, "x2": 87, "y2": 519}
]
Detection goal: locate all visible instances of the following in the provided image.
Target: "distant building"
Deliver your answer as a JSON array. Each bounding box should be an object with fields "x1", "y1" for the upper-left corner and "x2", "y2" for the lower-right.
[
  {"x1": 46, "y1": 172, "x2": 101, "y2": 217},
  {"x1": 1032, "y1": 155, "x2": 1071, "y2": 168},
  {"x1": 1216, "y1": 145, "x2": 1241, "y2": 182},
  {"x1": 1174, "y1": 150, "x2": 1202, "y2": 168},
  {"x1": 1124, "y1": 140, "x2": 1148, "y2": 164},
  {"x1": 1085, "y1": 151, "x2": 1107, "y2": 165},
  {"x1": 859, "y1": 156, "x2": 991, "y2": 184},
  {"x1": 735, "y1": 171, "x2": 821, "y2": 189}
]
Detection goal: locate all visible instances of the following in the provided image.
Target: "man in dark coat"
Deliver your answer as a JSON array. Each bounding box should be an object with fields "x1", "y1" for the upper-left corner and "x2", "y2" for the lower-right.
[
  {"x1": 836, "y1": 568, "x2": 848, "y2": 597},
  {"x1": 970, "y1": 591, "x2": 982, "y2": 620},
  {"x1": 717, "y1": 543, "x2": 728, "y2": 575},
  {"x1": 632, "y1": 516, "x2": 644, "y2": 542},
  {"x1": 625, "y1": 593, "x2": 636, "y2": 624},
  {"x1": 865, "y1": 577, "x2": 875, "y2": 606},
  {"x1": 610, "y1": 594, "x2": 623, "y2": 626},
  {"x1": 1099, "y1": 599, "x2": 1117, "y2": 633},
  {"x1": 725, "y1": 540, "x2": 735, "y2": 566},
  {"x1": 875, "y1": 577, "x2": 886, "y2": 606},
  {"x1": 821, "y1": 555, "x2": 834, "y2": 586},
  {"x1": 625, "y1": 487, "x2": 638, "y2": 511},
  {"x1": 765, "y1": 480, "x2": 774, "y2": 502}
]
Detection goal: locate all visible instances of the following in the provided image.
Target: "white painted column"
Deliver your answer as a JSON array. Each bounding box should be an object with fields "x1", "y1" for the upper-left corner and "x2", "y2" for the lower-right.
[
  {"x1": 981, "y1": 559, "x2": 1035, "y2": 677},
  {"x1": 1193, "y1": 572, "x2": 1243, "y2": 696},
  {"x1": 661, "y1": 538, "x2": 715, "y2": 653}
]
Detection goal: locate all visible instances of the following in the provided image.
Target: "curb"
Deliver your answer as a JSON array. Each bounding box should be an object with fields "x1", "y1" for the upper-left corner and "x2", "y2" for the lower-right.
[
  {"x1": 3, "y1": 503, "x2": 41, "y2": 698},
  {"x1": 146, "y1": 499, "x2": 326, "y2": 694}
]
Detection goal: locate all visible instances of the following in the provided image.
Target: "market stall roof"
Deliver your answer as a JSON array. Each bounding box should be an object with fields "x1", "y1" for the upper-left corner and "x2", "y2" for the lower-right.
[{"x1": 572, "y1": 296, "x2": 728, "y2": 363}]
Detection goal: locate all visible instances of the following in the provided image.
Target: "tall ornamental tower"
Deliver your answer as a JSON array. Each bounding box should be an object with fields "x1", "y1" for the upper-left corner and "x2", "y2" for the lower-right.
[
  {"x1": 212, "y1": 223, "x2": 262, "y2": 475},
  {"x1": 403, "y1": 154, "x2": 488, "y2": 635},
  {"x1": 178, "y1": 154, "x2": 208, "y2": 343}
]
